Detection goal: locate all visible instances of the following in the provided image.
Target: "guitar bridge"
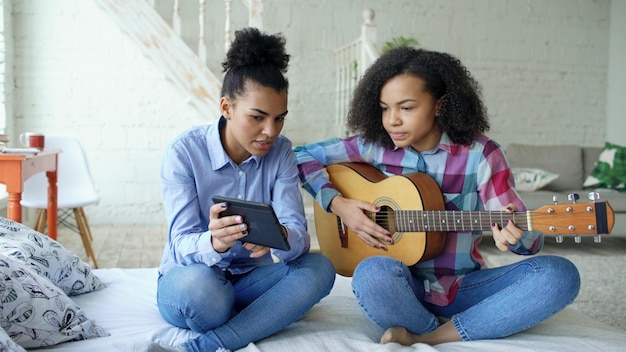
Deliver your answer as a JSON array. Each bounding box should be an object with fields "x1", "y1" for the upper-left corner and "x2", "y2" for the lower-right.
[{"x1": 337, "y1": 217, "x2": 348, "y2": 248}]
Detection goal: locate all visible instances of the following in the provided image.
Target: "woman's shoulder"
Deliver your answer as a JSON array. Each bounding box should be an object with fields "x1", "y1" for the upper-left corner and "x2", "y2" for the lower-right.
[
  {"x1": 445, "y1": 134, "x2": 506, "y2": 164},
  {"x1": 178, "y1": 124, "x2": 210, "y2": 138},
  {"x1": 166, "y1": 124, "x2": 212, "y2": 153},
  {"x1": 466, "y1": 134, "x2": 505, "y2": 154},
  {"x1": 469, "y1": 133, "x2": 498, "y2": 146},
  {"x1": 294, "y1": 135, "x2": 370, "y2": 151}
]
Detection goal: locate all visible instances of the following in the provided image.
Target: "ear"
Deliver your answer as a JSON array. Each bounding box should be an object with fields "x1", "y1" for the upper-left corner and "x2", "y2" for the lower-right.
[
  {"x1": 435, "y1": 96, "x2": 445, "y2": 116},
  {"x1": 220, "y1": 96, "x2": 232, "y2": 118}
]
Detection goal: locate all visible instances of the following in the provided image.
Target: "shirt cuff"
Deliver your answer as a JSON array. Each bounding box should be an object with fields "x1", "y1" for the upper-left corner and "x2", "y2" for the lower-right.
[
  {"x1": 510, "y1": 230, "x2": 543, "y2": 254},
  {"x1": 317, "y1": 187, "x2": 341, "y2": 212},
  {"x1": 199, "y1": 230, "x2": 225, "y2": 265}
]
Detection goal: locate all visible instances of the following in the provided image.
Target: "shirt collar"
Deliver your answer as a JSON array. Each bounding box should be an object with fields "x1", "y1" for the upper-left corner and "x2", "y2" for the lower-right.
[
  {"x1": 437, "y1": 132, "x2": 454, "y2": 153},
  {"x1": 438, "y1": 132, "x2": 478, "y2": 155},
  {"x1": 393, "y1": 132, "x2": 452, "y2": 155},
  {"x1": 207, "y1": 116, "x2": 262, "y2": 170}
]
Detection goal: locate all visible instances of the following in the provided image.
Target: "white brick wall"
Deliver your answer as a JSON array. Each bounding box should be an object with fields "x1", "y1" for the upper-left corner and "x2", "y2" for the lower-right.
[
  {"x1": 260, "y1": 0, "x2": 612, "y2": 146},
  {"x1": 6, "y1": 0, "x2": 618, "y2": 225},
  {"x1": 0, "y1": 0, "x2": 14, "y2": 135},
  {"x1": 606, "y1": 0, "x2": 626, "y2": 143},
  {"x1": 10, "y1": 0, "x2": 206, "y2": 225}
]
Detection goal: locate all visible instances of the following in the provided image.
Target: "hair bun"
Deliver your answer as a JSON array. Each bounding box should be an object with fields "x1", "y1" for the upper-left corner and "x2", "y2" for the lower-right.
[{"x1": 222, "y1": 27, "x2": 290, "y2": 73}]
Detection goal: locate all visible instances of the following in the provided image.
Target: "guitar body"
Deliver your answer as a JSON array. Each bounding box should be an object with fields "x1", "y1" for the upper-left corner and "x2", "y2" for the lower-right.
[{"x1": 314, "y1": 163, "x2": 447, "y2": 277}]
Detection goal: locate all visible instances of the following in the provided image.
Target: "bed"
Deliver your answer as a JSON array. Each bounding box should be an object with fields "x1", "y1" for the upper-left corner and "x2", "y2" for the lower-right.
[
  {"x1": 1, "y1": 218, "x2": 626, "y2": 352},
  {"x1": 22, "y1": 267, "x2": 626, "y2": 352}
]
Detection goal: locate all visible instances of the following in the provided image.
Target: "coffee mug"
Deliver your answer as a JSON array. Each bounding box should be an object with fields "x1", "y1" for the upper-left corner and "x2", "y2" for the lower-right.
[{"x1": 19, "y1": 132, "x2": 45, "y2": 150}]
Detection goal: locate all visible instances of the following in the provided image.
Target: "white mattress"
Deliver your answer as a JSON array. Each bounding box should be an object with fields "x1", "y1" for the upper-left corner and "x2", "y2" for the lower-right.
[{"x1": 28, "y1": 268, "x2": 626, "y2": 352}]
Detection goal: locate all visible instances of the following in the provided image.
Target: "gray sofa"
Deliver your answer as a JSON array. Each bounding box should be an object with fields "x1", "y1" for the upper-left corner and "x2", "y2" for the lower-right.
[{"x1": 506, "y1": 144, "x2": 625, "y2": 238}]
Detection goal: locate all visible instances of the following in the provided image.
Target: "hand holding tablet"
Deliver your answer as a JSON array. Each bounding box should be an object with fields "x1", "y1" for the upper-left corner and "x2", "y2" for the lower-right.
[{"x1": 212, "y1": 196, "x2": 291, "y2": 251}]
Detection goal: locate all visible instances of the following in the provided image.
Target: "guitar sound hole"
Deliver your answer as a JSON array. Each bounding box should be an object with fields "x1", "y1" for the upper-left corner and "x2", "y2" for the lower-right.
[{"x1": 375, "y1": 205, "x2": 395, "y2": 233}]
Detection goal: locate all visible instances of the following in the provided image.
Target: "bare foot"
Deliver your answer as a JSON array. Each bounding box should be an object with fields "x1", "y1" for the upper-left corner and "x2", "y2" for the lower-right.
[
  {"x1": 380, "y1": 327, "x2": 419, "y2": 345},
  {"x1": 380, "y1": 321, "x2": 462, "y2": 346}
]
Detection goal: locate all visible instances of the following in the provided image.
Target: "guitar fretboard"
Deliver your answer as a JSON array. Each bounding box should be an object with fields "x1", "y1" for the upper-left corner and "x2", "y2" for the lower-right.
[{"x1": 391, "y1": 210, "x2": 530, "y2": 232}]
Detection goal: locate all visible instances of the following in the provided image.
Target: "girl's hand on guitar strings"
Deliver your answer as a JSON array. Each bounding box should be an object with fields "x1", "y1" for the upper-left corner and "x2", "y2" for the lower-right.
[
  {"x1": 329, "y1": 195, "x2": 393, "y2": 250},
  {"x1": 491, "y1": 204, "x2": 523, "y2": 252}
]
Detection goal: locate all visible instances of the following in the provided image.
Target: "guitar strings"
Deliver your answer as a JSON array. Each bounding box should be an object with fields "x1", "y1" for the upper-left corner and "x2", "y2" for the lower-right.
[
  {"x1": 367, "y1": 209, "x2": 600, "y2": 234},
  {"x1": 369, "y1": 210, "x2": 524, "y2": 231}
]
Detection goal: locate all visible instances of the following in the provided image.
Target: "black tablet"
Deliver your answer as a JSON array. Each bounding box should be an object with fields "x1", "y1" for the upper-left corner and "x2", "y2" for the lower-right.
[{"x1": 212, "y1": 196, "x2": 291, "y2": 251}]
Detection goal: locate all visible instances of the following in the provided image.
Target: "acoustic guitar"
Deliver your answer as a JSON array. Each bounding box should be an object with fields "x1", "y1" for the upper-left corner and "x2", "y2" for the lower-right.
[{"x1": 313, "y1": 163, "x2": 615, "y2": 276}]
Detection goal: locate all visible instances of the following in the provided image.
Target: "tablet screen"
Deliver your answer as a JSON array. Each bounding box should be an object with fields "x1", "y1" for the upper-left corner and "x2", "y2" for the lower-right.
[{"x1": 212, "y1": 196, "x2": 291, "y2": 251}]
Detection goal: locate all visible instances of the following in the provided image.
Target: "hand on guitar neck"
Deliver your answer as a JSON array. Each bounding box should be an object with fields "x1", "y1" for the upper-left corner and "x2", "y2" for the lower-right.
[{"x1": 490, "y1": 204, "x2": 524, "y2": 252}]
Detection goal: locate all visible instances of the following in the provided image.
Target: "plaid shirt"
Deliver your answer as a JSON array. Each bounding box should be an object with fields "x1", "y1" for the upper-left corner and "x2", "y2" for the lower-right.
[{"x1": 295, "y1": 133, "x2": 543, "y2": 305}]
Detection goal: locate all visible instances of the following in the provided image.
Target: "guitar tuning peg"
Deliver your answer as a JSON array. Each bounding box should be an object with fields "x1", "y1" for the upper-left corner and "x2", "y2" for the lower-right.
[
  {"x1": 594, "y1": 235, "x2": 602, "y2": 243},
  {"x1": 567, "y1": 193, "x2": 580, "y2": 203},
  {"x1": 588, "y1": 192, "x2": 600, "y2": 202},
  {"x1": 556, "y1": 235, "x2": 563, "y2": 243},
  {"x1": 552, "y1": 195, "x2": 559, "y2": 204},
  {"x1": 574, "y1": 235, "x2": 582, "y2": 243}
]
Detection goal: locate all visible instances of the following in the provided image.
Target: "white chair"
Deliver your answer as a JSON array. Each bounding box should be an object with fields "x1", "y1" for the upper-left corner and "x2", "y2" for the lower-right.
[{"x1": 21, "y1": 135, "x2": 100, "y2": 268}]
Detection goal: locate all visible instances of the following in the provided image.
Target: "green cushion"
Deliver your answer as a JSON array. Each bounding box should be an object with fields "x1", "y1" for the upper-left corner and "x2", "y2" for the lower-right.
[{"x1": 583, "y1": 142, "x2": 626, "y2": 192}]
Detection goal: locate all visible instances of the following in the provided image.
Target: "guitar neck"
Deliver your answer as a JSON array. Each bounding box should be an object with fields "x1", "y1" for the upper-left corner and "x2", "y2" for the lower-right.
[
  {"x1": 326, "y1": 163, "x2": 613, "y2": 237},
  {"x1": 392, "y1": 209, "x2": 527, "y2": 232}
]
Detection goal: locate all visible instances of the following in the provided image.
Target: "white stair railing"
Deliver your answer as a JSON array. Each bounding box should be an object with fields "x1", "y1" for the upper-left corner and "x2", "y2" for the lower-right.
[
  {"x1": 97, "y1": 0, "x2": 222, "y2": 119},
  {"x1": 359, "y1": 9, "x2": 378, "y2": 75},
  {"x1": 333, "y1": 9, "x2": 378, "y2": 136},
  {"x1": 198, "y1": 0, "x2": 207, "y2": 65},
  {"x1": 224, "y1": 0, "x2": 263, "y2": 52},
  {"x1": 97, "y1": 0, "x2": 264, "y2": 120},
  {"x1": 159, "y1": 0, "x2": 263, "y2": 64},
  {"x1": 172, "y1": 0, "x2": 181, "y2": 35}
]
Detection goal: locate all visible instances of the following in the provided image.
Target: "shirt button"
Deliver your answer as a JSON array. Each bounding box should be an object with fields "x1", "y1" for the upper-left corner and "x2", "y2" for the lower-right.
[
  {"x1": 237, "y1": 194, "x2": 243, "y2": 199},
  {"x1": 239, "y1": 171, "x2": 243, "y2": 176}
]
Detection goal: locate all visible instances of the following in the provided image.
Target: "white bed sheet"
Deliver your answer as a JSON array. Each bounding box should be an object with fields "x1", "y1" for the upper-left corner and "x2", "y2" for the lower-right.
[{"x1": 28, "y1": 268, "x2": 626, "y2": 352}]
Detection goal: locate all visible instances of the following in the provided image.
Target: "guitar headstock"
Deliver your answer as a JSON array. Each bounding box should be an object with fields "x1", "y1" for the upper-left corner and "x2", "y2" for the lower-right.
[{"x1": 529, "y1": 198, "x2": 614, "y2": 237}]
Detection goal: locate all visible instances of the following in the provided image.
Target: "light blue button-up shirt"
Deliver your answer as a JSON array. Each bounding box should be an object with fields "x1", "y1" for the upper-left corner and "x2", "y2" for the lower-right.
[{"x1": 159, "y1": 117, "x2": 310, "y2": 275}]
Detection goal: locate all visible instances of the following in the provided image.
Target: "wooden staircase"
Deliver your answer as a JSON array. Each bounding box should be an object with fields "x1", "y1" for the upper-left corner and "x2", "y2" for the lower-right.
[
  {"x1": 96, "y1": 1, "x2": 377, "y2": 132},
  {"x1": 95, "y1": 0, "x2": 263, "y2": 120}
]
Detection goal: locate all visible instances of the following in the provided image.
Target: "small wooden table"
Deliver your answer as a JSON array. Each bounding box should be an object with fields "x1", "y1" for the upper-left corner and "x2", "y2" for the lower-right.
[{"x1": 0, "y1": 150, "x2": 60, "y2": 239}]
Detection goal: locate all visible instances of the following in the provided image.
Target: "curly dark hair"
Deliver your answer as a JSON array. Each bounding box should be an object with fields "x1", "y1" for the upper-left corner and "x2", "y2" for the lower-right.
[
  {"x1": 221, "y1": 27, "x2": 290, "y2": 98},
  {"x1": 347, "y1": 47, "x2": 489, "y2": 147}
]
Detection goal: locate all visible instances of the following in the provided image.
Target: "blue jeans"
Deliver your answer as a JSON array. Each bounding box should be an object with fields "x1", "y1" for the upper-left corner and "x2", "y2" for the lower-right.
[
  {"x1": 352, "y1": 255, "x2": 580, "y2": 340},
  {"x1": 157, "y1": 253, "x2": 335, "y2": 351}
]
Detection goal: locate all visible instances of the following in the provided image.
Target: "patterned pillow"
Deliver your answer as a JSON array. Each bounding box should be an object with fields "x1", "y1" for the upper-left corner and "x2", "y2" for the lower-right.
[
  {"x1": 0, "y1": 217, "x2": 105, "y2": 296},
  {"x1": 0, "y1": 254, "x2": 109, "y2": 348},
  {"x1": 0, "y1": 327, "x2": 26, "y2": 352},
  {"x1": 512, "y1": 168, "x2": 560, "y2": 192},
  {"x1": 583, "y1": 142, "x2": 626, "y2": 192}
]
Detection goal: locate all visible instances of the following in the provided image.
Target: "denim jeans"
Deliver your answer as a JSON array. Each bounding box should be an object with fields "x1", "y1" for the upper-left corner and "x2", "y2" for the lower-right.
[
  {"x1": 352, "y1": 255, "x2": 580, "y2": 341},
  {"x1": 157, "y1": 252, "x2": 335, "y2": 352}
]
